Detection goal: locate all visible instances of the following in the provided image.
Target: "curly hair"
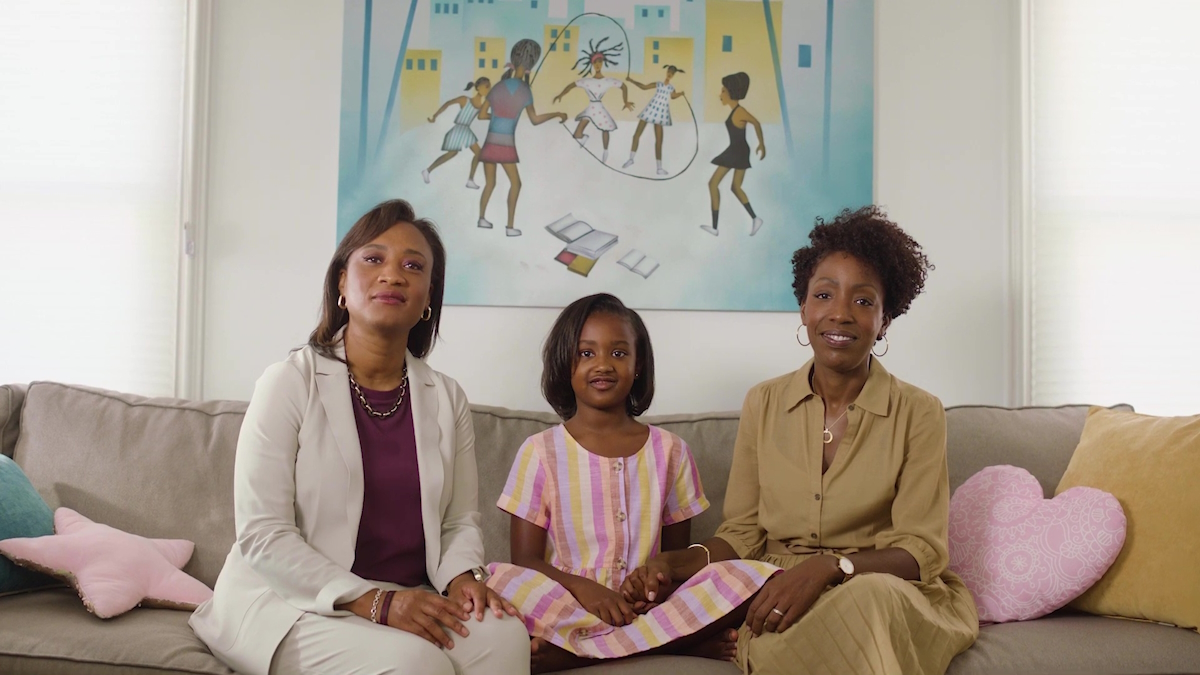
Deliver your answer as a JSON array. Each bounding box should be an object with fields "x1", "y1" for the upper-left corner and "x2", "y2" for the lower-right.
[{"x1": 790, "y1": 206, "x2": 933, "y2": 321}]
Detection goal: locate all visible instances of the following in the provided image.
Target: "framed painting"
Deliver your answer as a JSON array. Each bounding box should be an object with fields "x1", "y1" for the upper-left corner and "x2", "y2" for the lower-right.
[{"x1": 338, "y1": 0, "x2": 873, "y2": 310}]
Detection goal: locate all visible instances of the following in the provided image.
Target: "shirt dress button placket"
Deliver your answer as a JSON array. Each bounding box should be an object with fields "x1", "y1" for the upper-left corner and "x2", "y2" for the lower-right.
[{"x1": 614, "y1": 457, "x2": 631, "y2": 583}]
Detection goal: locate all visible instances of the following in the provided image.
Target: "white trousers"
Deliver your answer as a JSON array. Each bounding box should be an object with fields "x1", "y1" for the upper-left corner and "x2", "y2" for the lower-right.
[{"x1": 268, "y1": 592, "x2": 530, "y2": 675}]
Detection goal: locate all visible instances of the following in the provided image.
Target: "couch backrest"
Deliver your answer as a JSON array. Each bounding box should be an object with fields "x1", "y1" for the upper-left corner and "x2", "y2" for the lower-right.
[
  {"x1": 10, "y1": 382, "x2": 247, "y2": 588},
  {"x1": 944, "y1": 403, "x2": 1132, "y2": 498},
  {"x1": 0, "y1": 380, "x2": 1128, "y2": 586}
]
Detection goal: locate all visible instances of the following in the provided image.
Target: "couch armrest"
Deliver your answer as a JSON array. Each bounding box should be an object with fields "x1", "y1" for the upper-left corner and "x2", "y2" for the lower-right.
[{"x1": 1, "y1": 384, "x2": 28, "y2": 459}]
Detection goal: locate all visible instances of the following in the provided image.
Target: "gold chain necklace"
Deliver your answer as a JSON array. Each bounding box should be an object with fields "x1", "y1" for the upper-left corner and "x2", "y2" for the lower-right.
[
  {"x1": 823, "y1": 405, "x2": 852, "y2": 444},
  {"x1": 348, "y1": 365, "x2": 408, "y2": 419}
]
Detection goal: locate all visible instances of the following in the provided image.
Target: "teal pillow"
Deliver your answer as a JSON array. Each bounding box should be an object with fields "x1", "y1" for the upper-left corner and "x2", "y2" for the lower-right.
[{"x1": 0, "y1": 455, "x2": 59, "y2": 594}]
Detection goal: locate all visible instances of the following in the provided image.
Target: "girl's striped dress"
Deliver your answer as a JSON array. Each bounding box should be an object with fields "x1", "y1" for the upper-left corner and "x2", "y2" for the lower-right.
[
  {"x1": 486, "y1": 425, "x2": 779, "y2": 659},
  {"x1": 440, "y1": 101, "x2": 480, "y2": 152}
]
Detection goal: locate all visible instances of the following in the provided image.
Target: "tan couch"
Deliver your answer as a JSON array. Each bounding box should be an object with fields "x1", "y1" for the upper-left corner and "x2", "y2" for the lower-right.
[{"x1": 1, "y1": 381, "x2": 1198, "y2": 675}]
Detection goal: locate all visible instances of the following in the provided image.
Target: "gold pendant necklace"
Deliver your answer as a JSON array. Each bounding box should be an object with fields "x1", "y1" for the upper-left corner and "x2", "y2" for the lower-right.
[{"x1": 823, "y1": 405, "x2": 852, "y2": 444}]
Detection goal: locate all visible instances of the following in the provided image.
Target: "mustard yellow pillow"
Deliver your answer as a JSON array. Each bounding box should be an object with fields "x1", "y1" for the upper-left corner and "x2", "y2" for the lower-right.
[{"x1": 1056, "y1": 407, "x2": 1200, "y2": 630}]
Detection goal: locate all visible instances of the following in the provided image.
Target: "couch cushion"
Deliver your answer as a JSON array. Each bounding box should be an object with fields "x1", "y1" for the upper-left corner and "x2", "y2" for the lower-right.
[
  {"x1": 1058, "y1": 408, "x2": 1200, "y2": 631},
  {"x1": 946, "y1": 611, "x2": 1200, "y2": 675},
  {"x1": 945, "y1": 404, "x2": 1133, "y2": 496},
  {"x1": 1, "y1": 383, "x2": 26, "y2": 459},
  {"x1": 0, "y1": 589, "x2": 234, "y2": 675},
  {"x1": 13, "y1": 382, "x2": 246, "y2": 588},
  {"x1": 471, "y1": 406, "x2": 742, "y2": 564}
]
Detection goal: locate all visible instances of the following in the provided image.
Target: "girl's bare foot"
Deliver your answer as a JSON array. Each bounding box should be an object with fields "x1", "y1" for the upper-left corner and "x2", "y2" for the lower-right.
[
  {"x1": 684, "y1": 628, "x2": 739, "y2": 661},
  {"x1": 531, "y1": 637, "x2": 595, "y2": 674}
]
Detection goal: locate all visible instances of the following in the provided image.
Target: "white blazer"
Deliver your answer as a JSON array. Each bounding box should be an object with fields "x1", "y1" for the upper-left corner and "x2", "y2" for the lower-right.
[{"x1": 189, "y1": 343, "x2": 486, "y2": 675}]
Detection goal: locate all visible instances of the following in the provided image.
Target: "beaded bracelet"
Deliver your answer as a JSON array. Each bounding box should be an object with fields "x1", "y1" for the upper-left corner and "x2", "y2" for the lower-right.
[
  {"x1": 379, "y1": 590, "x2": 396, "y2": 626},
  {"x1": 369, "y1": 588, "x2": 384, "y2": 623}
]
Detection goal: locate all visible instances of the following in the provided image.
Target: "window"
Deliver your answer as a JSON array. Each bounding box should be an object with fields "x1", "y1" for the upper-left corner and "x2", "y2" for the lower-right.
[
  {"x1": 478, "y1": 58, "x2": 485, "y2": 67},
  {"x1": 563, "y1": 42, "x2": 570, "y2": 51},
  {"x1": 418, "y1": 59, "x2": 425, "y2": 70},
  {"x1": 722, "y1": 35, "x2": 732, "y2": 52},
  {"x1": 407, "y1": 58, "x2": 414, "y2": 69},
  {"x1": 435, "y1": 4, "x2": 441, "y2": 13},
  {"x1": 1027, "y1": 1, "x2": 1200, "y2": 414},
  {"x1": 453, "y1": 4, "x2": 458, "y2": 13},
  {"x1": 492, "y1": 58, "x2": 498, "y2": 68},
  {"x1": 653, "y1": 54, "x2": 659, "y2": 64},
  {"x1": 431, "y1": 59, "x2": 438, "y2": 71},
  {"x1": 532, "y1": 0, "x2": 538, "y2": 7},
  {"x1": 488, "y1": 0, "x2": 494, "y2": 4},
  {"x1": 551, "y1": 28, "x2": 558, "y2": 38},
  {"x1": 550, "y1": 43, "x2": 557, "y2": 52},
  {"x1": 479, "y1": 41, "x2": 486, "y2": 51},
  {"x1": 797, "y1": 44, "x2": 812, "y2": 68},
  {"x1": 658, "y1": 9, "x2": 665, "y2": 17},
  {"x1": 653, "y1": 40, "x2": 659, "y2": 49},
  {"x1": 564, "y1": 29, "x2": 570, "y2": 38},
  {"x1": 642, "y1": 9, "x2": 648, "y2": 17},
  {"x1": 0, "y1": 1, "x2": 188, "y2": 397}
]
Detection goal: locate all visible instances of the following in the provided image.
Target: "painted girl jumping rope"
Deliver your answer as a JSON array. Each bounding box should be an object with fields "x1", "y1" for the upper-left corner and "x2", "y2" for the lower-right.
[
  {"x1": 478, "y1": 39, "x2": 568, "y2": 237},
  {"x1": 552, "y1": 38, "x2": 633, "y2": 165},
  {"x1": 423, "y1": 77, "x2": 490, "y2": 189},
  {"x1": 702, "y1": 72, "x2": 766, "y2": 237},
  {"x1": 623, "y1": 66, "x2": 686, "y2": 175}
]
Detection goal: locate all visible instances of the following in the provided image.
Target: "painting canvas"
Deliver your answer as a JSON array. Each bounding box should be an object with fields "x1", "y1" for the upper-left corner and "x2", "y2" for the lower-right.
[{"x1": 338, "y1": 0, "x2": 873, "y2": 311}]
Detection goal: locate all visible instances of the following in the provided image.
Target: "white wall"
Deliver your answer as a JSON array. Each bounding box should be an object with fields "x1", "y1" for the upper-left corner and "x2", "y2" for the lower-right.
[{"x1": 203, "y1": 0, "x2": 1016, "y2": 413}]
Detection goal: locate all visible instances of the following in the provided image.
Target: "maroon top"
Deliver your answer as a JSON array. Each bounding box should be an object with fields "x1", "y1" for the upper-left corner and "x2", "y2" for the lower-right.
[{"x1": 349, "y1": 380, "x2": 429, "y2": 588}]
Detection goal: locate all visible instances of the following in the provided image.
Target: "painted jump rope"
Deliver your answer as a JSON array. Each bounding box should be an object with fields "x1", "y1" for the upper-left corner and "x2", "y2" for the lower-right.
[{"x1": 420, "y1": 14, "x2": 766, "y2": 239}]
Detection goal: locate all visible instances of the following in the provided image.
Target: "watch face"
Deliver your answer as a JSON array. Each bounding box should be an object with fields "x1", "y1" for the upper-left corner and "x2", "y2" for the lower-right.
[{"x1": 838, "y1": 557, "x2": 854, "y2": 576}]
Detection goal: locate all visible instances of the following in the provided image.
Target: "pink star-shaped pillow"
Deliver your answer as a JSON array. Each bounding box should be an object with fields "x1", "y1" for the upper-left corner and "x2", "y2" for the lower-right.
[{"x1": 0, "y1": 508, "x2": 212, "y2": 618}]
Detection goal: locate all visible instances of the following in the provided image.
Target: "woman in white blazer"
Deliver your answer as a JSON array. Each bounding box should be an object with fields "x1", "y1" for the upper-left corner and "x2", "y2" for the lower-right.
[{"x1": 190, "y1": 200, "x2": 530, "y2": 675}]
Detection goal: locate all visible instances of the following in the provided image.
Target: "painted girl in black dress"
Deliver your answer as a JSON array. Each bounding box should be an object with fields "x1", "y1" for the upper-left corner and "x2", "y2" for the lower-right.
[{"x1": 702, "y1": 72, "x2": 765, "y2": 237}]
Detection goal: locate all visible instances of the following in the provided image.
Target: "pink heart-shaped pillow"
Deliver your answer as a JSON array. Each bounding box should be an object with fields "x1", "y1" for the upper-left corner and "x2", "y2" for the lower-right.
[{"x1": 948, "y1": 465, "x2": 1125, "y2": 623}]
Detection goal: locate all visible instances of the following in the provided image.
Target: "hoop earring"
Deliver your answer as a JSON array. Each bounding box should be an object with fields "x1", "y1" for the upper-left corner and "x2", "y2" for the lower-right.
[
  {"x1": 337, "y1": 294, "x2": 346, "y2": 309},
  {"x1": 795, "y1": 324, "x2": 810, "y2": 347},
  {"x1": 421, "y1": 306, "x2": 433, "y2": 321},
  {"x1": 873, "y1": 334, "x2": 889, "y2": 357}
]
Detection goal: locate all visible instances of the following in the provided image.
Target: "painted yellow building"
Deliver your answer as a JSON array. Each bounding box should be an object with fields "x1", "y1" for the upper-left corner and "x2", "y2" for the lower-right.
[
  {"x1": 399, "y1": 49, "x2": 442, "y2": 134},
  {"x1": 473, "y1": 37, "x2": 506, "y2": 85},
  {"x1": 534, "y1": 25, "x2": 580, "y2": 119},
  {"x1": 630, "y1": 37, "x2": 694, "y2": 124},
  {"x1": 704, "y1": 0, "x2": 782, "y2": 124}
]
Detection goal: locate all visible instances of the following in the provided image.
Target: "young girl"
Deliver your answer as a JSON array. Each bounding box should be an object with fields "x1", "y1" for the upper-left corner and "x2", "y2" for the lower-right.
[
  {"x1": 702, "y1": 72, "x2": 766, "y2": 237},
  {"x1": 478, "y1": 39, "x2": 568, "y2": 236},
  {"x1": 552, "y1": 39, "x2": 634, "y2": 165},
  {"x1": 486, "y1": 294, "x2": 778, "y2": 673},
  {"x1": 623, "y1": 65, "x2": 686, "y2": 175},
  {"x1": 423, "y1": 77, "x2": 491, "y2": 189}
]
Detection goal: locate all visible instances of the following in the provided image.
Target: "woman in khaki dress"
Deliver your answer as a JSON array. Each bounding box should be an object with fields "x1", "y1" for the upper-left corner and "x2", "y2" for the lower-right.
[{"x1": 621, "y1": 206, "x2": 979, "y2": 674}]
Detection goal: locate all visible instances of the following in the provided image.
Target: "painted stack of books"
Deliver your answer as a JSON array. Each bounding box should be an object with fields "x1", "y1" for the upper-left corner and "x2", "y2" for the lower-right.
[{"x1": 546, "y1": 214, "x2": 619, "y2": 277}]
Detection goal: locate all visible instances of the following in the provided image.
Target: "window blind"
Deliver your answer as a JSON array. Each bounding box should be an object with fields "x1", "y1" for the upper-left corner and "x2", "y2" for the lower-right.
[
  {"x1": 0, "y1": 1, "x2": 187, "y2": 397},
  {"x1": 1030, "y1": 0, "x2": 1200, "y2": 415}
]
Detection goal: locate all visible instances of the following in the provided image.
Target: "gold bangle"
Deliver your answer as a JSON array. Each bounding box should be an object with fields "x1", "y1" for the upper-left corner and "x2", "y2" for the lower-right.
[{"x1": 688, "y1": 543, "x2": 711, "y2": 568}]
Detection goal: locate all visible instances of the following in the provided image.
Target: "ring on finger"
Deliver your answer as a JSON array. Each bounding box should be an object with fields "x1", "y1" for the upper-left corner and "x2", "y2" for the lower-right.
[{"x1": 771, "y1": 608, "x2": 785, "y2": 617}]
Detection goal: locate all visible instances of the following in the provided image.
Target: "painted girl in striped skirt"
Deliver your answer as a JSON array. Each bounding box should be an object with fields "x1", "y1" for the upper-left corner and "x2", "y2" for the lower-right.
[
  {"x1": 486, "y1": 294, "x2": 779, "y2": 673},
  {"x1": 422, "y1": 77, "x2": 491, "y2": 189}
]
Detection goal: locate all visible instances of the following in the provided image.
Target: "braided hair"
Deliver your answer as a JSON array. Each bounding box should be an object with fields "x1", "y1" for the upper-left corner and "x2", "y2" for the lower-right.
[
  {"x1": 501, "y1": 39, "x2": 542, "y2": 85},
  {"x1": 573, "y1": 37, "x2": 624, "y2": 75}
]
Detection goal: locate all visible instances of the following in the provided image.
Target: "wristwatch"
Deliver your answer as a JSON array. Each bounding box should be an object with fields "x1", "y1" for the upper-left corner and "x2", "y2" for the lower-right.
[
  {"x1": 832, "y1": 554, "x2": 855, "y2": 584},
  {"x1": 469, "y1": 566, "x2": 489, "y2": 583}
]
